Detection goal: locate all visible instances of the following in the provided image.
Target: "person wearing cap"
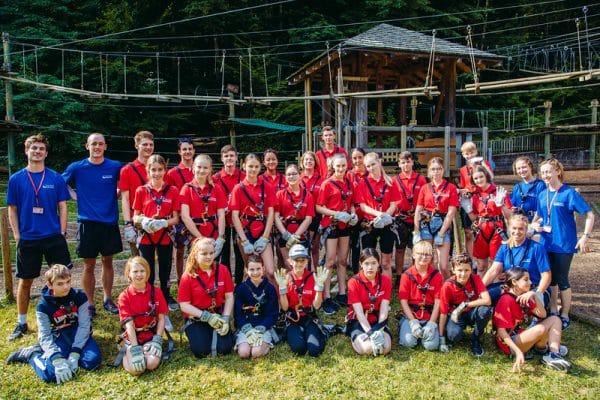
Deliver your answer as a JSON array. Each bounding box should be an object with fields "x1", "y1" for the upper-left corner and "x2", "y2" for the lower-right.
[{"x1": 274, "y1": 244, "x2": 329, "y2": 357}]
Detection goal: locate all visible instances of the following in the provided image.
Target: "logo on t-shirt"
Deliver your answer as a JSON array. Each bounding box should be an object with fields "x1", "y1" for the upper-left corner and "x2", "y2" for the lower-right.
[
  {"x1": 102, "y1": 175, "x2": 113, "y2": 179},
  {"x1": 42, "y1": 184, "x2": 55, "y2": 189}
]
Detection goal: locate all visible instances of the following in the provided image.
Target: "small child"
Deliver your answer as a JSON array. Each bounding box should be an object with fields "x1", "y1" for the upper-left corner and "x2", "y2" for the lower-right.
[
  {"x1": 7, "y1": 264, "x2": 101, "y2": 384},
  {"x1": 234, "y1": 255, "x2": 279, "y2": 359},
  {"x1": 438, "y1": 254, "x2": 492, "y2": 357},
  {"x1": 117, "y1": 256, "x2": 169, "y2": 375}
]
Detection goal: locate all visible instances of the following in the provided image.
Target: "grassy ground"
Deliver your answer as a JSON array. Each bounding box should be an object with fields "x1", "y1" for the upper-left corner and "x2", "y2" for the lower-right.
[{"x1": 1, "y1": 294, "x2": 599, "y2": 400}]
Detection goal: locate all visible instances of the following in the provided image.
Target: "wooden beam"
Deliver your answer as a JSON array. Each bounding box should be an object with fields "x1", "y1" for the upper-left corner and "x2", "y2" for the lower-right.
[{"x1": 444, "y1": 59, "x2": 457, "y2": 128}]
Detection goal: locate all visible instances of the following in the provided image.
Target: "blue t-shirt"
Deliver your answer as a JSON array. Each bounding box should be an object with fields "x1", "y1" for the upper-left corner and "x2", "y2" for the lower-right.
[
  {"x1": 6, "y1": 168, "x2": 70, "y2": 240},
  {"x1": 62, "y1": 158, "x2": 122, "y2": 224},
  {"x1": 536, "y1": 184, "x2": 591, "y2": 254},
  {"x1": 493, "y1": 238, "x2": 550, "y2": 286},
  {"x1": 510, "y1": 178, "x2": 545, "y2": 222}
]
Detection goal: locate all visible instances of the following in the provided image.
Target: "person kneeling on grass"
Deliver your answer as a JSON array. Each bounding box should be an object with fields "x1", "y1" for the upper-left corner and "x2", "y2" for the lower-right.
[
  {"x1": 234, "y1": 255, "x2": 279, "y2": 359},
  {"x1": 7, "y1": 264, "x2": 101, "y2": 384},
  {"x1": 438, "y1": 253, "x2": 492, "y2": 357},
  {"x1": 492, "y1": 267, "x2": 571, "y2": 372},
  {"x1": 117, "y1": 256, "x2": 169, "y2": 375},
  {"x1": 346, "y1": 248, "x2": 392, "y2": 356}
]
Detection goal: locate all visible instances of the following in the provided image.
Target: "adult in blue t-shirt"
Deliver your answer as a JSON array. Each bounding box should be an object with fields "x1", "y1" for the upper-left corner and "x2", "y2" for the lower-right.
[
  {"x1": 6, "y1": 134, "x2": 71, "y2": 340},
  {"x1": 510, "y1": 156, "x2": 546, "y2": 222},
  {"x1": 483, "y1": 214, "x2": 551, "y2": 306},
  {"x1": 62, "y1": 133, "x2": 123, "y2": 316},
  {"x1": 533, "y1": 158, "x2": 594, "y2": 330}
]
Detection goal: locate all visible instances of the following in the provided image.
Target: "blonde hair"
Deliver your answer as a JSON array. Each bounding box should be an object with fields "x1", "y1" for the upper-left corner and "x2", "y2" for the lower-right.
[
  {"x1": 185, "y1": 238, "x2": 216, "y2": 276},
  {"x1": 364, "y1": 152, "x2": 391, "y2": 185},
  {"x1": 539, "y1": 158, "x2": 564, "y2": 182},
  {"x1": 25, "y1": 133, "x2": 49, "y2": 151},
  {"x1": 45, "y1": 264, "x2": 71, "y2": 284},
  {"x1": 124, "y1": 256, "x2": 151, "y2": 282},
  {"x1": 412, "y1": 240, "x2": 434, "y2": 257},
  {"x1": 329, "y1": 153, "x2": 348, "y2": 177},
  {"x1": 193, "y1": 154, "x2": 214, "y2": 185},
  {"x1": 146, "y1": 154, "x2": 167, "y2": 172},
  {"x1": 134, "y1": 130, "x2": 154, "y2": 145},
  {"x1": 427, "y1": 157, "x2": 444, "y2": 179},
  {"x1": 506, "y1": 214, "x2": 530, "y2": 248},
  {"x1": 460, "y1": 141, "x2": 477, "y2": 154},
  {"x1": 300, "y1": 151, "x2": 320, "y2": 174},
  {"x1": 242, "y1": 153, "x2": 261, "y2": 170}
]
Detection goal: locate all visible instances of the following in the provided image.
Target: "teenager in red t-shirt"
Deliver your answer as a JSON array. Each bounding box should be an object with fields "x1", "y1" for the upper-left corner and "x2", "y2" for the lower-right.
[
  {"x1": 439, "y1": 253, "x2": 492, "y2": 357},
  {"x1": 132, "y1": 155, "x2": 180, "y2": 311},
  {"x1": 274, "y1": 164, "x2": 314, "y2": 269},
  {"x1": 347, "y1": 248, "x2": 392, "y2": 356},
  {"x1": 465, "y1": 165, "x2": 512, "y2": 275},
  {"x1": 118, "y1": 256, "x2": 168, "y2": 375},
  {"x1": 315, "y1": 126, "x2": 350, "y2": 178},
  {"x1": 393, "y1": 151, "x2": 427, "y2": 275},
  {"x1": 300, "y1": 151, "x2": 323, "y2": 270},
  {"x1": 262, "y1": 148, "x2": 287, "y2": 191},
  {"x1": 316, "y1": 153, "x2": 358, "y2": 314},
  {"x1": 347, "y1": 148, "x2": 367, "y2": 274},
  {"x1": 398, "y1": 241, "x2": 443, "y2": 351},
  {"x1": 230, "y1": 153, "x2": 276, "y2": 282},
  {"x1": 492, "y1": 267, "x2": 570, "y2": 372},
  {"x1": 178, "y1": 238, "x2": 235, "y2": 358},
  {"x1": 414, "y1": 157, "x2": 459, "y2": 278},
  {"x1": 356, "y1": 153, "x2": 399, "y2": 277}
]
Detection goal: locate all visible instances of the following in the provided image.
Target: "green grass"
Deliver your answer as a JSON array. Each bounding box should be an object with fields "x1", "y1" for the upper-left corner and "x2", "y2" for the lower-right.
[{"x1": 1, "y1": 295, "x2": 599, "y2": 400}]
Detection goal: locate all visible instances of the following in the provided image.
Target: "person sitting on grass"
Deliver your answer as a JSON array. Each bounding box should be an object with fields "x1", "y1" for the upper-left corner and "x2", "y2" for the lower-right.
[
  {"x1": 117, "y1": 256, "x2": 169, "y2": 375},
  {"x1": 438, "y1": 253, "x2": 492, "y2": 357},
  {"x1": 7, "y1": 264, "x2": 101, "y2": 384},
  {"x1": 234, "y1": 254, "x2": 279, "y2": 359},
  {"x1": 346, "y1": 248, "x2": 392, "y2": 357},
  {"x1": 492, "y1": 267, "x2": 571, "y2": 372}
]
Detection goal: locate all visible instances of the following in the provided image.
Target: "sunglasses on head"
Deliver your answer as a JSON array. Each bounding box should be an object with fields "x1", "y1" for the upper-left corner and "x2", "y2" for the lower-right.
[{"x1": 178, "y1": 137, "x2": 193, "y2": 144}]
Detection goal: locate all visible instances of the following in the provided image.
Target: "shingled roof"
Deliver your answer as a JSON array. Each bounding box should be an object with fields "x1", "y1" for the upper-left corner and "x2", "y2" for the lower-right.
[{"x1": 344, "y1": 23, "x2": 504, "y2": 60}]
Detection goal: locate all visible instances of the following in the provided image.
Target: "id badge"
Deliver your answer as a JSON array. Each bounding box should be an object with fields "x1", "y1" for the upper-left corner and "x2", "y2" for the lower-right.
[
  {"x1": 542, "y1": 225, "x2": 552, "y2": 233},
  {"x1": 32, "y1": 207, "x2": 44, "y2": 214}
]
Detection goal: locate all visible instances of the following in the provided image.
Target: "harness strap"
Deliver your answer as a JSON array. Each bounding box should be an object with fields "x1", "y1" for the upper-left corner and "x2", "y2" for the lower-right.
[
  {"x1": 404, "y1": 270, "x2": 438, "y2": 313},
  {"x1": 194, "y1": 263, "x2": 220, "y2": 312},
  {"x1": 446, "y1": 276, "x2": 477, "y2": 302},
  {"x1": 129, "y1": 162, "x2": 146, "y2": 186},
  {"x1": 364, "y1": 176, "x2": 388, "y2": 209}
]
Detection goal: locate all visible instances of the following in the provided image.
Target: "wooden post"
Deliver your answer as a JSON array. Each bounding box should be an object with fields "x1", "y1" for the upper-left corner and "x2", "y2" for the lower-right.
[
  {"x1": 336, "y1": 68, "x2": 343, "y2": 144},
  {"x1": 1, "y1": 207, "x2": 14, "y2": 301},
  {"x1": 3, "y1": 32, "x2": 16, "y2": 175},
  {"x1": 409, "y1": 96, "x2": 418, "y2": 125},
  {"x1": 444, "y1": 60, "x2": 457, "y2": 129},
  {"x1": 590, "y1": 99, "x2": 598, "y2": 168},
  {"x1": 228, "y1": 90, "x2": 236, "y2": 147},
  {"x1": 444, "y1": 126, "x2": 451, "y2": 177},
  {"x1": 544, "y1": 101, "x2": 552, "y2": 127},
  {"x1": 455, "y1": 132, "x2": 463, "y2": 169},
  {"x1": 304, "y1": 78, "x2": 313, "y2": 152},
  {"x1": 355, "y1": 82, "x2": 368, "y2": 149},
  {"x1": 544, "y1": 101, "x2": 552, "y2": 159},
  {"x1": 400, "y1": 125, "x2": 407, "y2": 153},
  {"x1": 482, "y1": 127, "x2": 489, "y2": 161}
]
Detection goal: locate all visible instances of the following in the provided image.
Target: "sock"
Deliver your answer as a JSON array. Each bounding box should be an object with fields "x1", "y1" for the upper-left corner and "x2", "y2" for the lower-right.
[{"x1": 18, "y1": 314, "x2": 27, "y2": 325}]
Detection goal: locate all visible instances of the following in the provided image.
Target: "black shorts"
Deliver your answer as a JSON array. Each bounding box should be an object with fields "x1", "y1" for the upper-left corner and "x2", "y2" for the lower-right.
[
  {"x1": 76, "y1": 220, "x2": 123, "y2": 258},
  {"x1": 327, "y1": 227, "x2": 350, "y2": 239},
  {"x1": 309, "y1": 215, "x2": 322, "y2": 233},
  {"x1": 361, "y1": 225, "x2": 395, "y2": 254},
  {"x1": 459, "y1": 208, "x2": 472, "y2": 231},
  {"x1": 16, "y1": 234, "x2": 72, "y2": 279},
  {"x1": 346, "y1": 319, "x2": 390, "y2": 341},
  {"x1": 394, "y1": 220, "x2": 414, "y2": 250}
]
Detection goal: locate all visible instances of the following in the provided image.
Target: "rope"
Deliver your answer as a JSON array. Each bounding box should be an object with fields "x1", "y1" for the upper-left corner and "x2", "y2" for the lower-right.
[
  {"x1": 466, "y1": 26, "x2": 479, "y2": 93},
  {"x1": 80, "y1": 51, "x2": 84, "y2": 90},
  {"x1": 248, "y1": 48, "x2": 253, "y2": 98},
  {"x1": 262, "y1": 54, "x2": 269, "y2": 97},
  {"x1": 156, "y1": 52, "x2": 160, "y2": 96},
  {"x1": 177, "y1": 57, "x2": 181, "y2": 96},
  {"x1": 34, "y1": 47, "x2": 38, "y2": 82},
  {"x1": 337, "y1": 45, "x2": 344, "y2": 94},
  {"x1": 424, "y1": 29, "x2": 436, "y2": 95},
  {"x1": 61, "y1": 50, "x2": 65, "y2": 86},
  {"x1": 123, "y1": 55, "x2": 127, "y2": 94},
  {"x1": 583, "y1": 5, "x2": 592, "y2": 72},
  {"x1": 239, "y1": 55, "x2": 243, "y2": 99},
  {"x1": 99, "y1": 53, "x2": 104, "y2": 93},
  {"x1": 22, "y1": 45, "x2": 26, "y2": 77},
  {"x1": 326, "y1": 41, "x2": 334, "y2": 95},
  {"x1": 220, "y1": 50, "x2": 226, "y2": 98}
]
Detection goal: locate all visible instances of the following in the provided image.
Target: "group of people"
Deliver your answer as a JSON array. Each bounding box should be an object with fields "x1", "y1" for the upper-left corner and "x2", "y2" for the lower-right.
[{"x1": 5, "y1": 127, "x2": 594, "y2": 383}]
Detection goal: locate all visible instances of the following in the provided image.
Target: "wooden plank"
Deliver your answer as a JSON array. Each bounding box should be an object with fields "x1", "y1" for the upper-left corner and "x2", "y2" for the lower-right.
[{"x1": 1, "y1": 207, "x2": 14, "y2": 301}]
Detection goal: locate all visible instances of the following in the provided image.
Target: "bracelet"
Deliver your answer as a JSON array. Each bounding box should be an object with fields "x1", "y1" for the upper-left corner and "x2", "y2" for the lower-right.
[
  {"x1": 582, "y1": 233, "x2": 592, "y2": 238},
  {"x1": 124, "y1": 221, "x2": 132, "y2": 226}
]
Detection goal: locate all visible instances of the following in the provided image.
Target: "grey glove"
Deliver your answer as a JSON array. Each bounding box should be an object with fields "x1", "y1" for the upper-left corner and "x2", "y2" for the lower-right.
[
  {"x1": 253, "y1": 237, "x2": 270, "y2": 254},
  {"x1": 274, "y1": 269, "x2": 288, "y2": 295},
  {"x1": 348, "y1": 213, "x2": 359, "y2": 226},
  {"x1": 240, "y1": 323, "x2": 253, "y2": 335},
  {"x1": 372, "y1": 216, "x2": 385, "y2": 229},
  {"x1": 412, "y1": 231, "x2": 421, "y2": 245},
  {"x1": 200, "y1": 310, "x2": 224, "y2": 330},
  {"x1": 149, "y1": 219, "x2": 168, "y2": 233},
  {"x1": 242, "y1": 240, "x2": 255, "y2": 255},
  {"x1": 334, "y1": 211, "x2": 351, "y2": 223},
  {"x1": 216, "y1": 315, "x2": 230, "y2": 336},
  {"x1": 143, "y1": 334, "x2": 163, "y2": 358},
  {"x1": 140, "y1": 216, "x2": 156, "y2": 233},
  {"x1": 67, "y1": 352, "x2": 80, "y2": 374},
  {"x1": 451, "y1": 302, "x2": 469, "y2": 323},
  {"x1": 369, "y1": 329, "x2": 386, "y2": 356},
  {"x1": 281, "y1": 231, "x2": 292, "y2": 242},
  {"x1": 422, "y1": 321, "x2": 438, "y2": 341},
  {"x1": 214, "y1": 237, "x2": 226, "y2": 257},
  {"x1": 52, "y1": 357, "x2": 73, "y2": 384},
  {"x1": 123, "y1": 225, "x2": 137, "y2": 242},
  {"x1": 494, "y1": 187, "x2": 507, "y2": 207},
  {"x1": 129, "y1": 345, "x2": 146, "y2": 372},
  {"x1": 313, "y1": 266, "x2": 328, "y2": 292},
  {"x1": 380, "y1": 213, "x2": 394, "y2": 227},
  {"x1": 439, "y1": 336, "x2": 450, "y2": 353},
  {"x1": 285, "y1": 234, "x2": 301, "y2": 249},
  {"x1": 460, "y1": 197, "x2": 473, "y2": 214},
  {"x1": 409, "y1": 319, "x2": 423, "y2": 338},
  {"x1": 246, "y1": 328, "x2": 263, "y2": 347}
]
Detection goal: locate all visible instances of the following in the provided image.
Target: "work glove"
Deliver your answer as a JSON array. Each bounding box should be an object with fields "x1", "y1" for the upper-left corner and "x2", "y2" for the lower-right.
[
  {"x1": 143, "y1": 334, "x2": 163, "y2": 358},
  {"x1": 313, "y1": 266, "x2": 329, "y2": 292},
  {"x1": 334, "y1": 211, "x2": 351, "y2": 223},
  {"x1": 52, "y1": 358, "x2": 73, "y2": 384},
  {"x1": 216, "y1": 315, "x2": 230, "y2": 336},
  {"x1": 242, "y1": 240, "x2": 255, "y2": 255},
  {"x1": 138, "y1": 216, "x2": 156, "y2": 234},
  {"x1": 281, "y1": 231, "x2": 292, "y2": 242},
  {"x1": 439, "y1": 336, "x2": 450, "y2": 353},
  {"x1": 372, "y1": 216, "x2": 385, "y2": 229},
  {"x1": 251, "y1": 325, "x2": 266, "y2": 346},
  {"x1": 412, "y1": 231, "x2": 422, "y2": 245},
  {"x1": 380, "y1": 213, "x2": 394, "y2": 227},
  {"x1": 451, "y1": 302, "x2": 469, "y2": 323},
  {"x1": 240, "y1": 323, "x2": 253, "y2": 336},
  {"x1": 460, "y1": 197, "x2": 473, "y2": 214},
  {"x1": 123, "y1": 224, "x2": 137, "y2": 242},
  {"x1": 148, "y1": 219, "x2": 168, "y2": 233},
  {"x1": 200, "y1": 310, "x2": 224, "y2": 330},
  {"x1": 285, "y1": 234, "x2": 301, "y2": 249},
  {"x1": 129, "y1": 345, "x2": 146, "y2": 372},
  {"x1": 409, "y1": 319, "x2": 423, "y2": 338},
  {"x1": 494, "y1": 187, "x2": 507, "y2": 207},
  {"x1": 214, "y1": 237, "x2": 226, "y2": 258},
  {"x1": 434, "y1": 232, "x2": 445, "y2": 246},
  {"x1": 422, "y1": 321, "x2": 438, "y2": 341},
  {"x1": 253, "y1": 237, "x2": 270, "y2": 254},
  {"x1": 369, "y1": 329, "x2": 386, "y2": 356},
  {"x1": 67, "y1": 352, "x2": 80, "y2": 374},
  {"x1": 348, "y1": 213, "x2": 359, "y2": 226},
  {"x1": 274, "y1": 269, "x2": 288, "y2": 295},
  {"x1": 469, "y1": 156, "x2": 484, "y2": 166}
]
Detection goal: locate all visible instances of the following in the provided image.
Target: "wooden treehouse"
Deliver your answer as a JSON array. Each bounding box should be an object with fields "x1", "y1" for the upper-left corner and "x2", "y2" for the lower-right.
[{"x1": 287, "y1": 23, "x2": 505, "y2": 173}]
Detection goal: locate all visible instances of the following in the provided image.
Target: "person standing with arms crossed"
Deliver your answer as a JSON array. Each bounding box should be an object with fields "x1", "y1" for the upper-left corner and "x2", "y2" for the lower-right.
[
  {"x1": 62, "y1": 133, "x2": 122, "y2": 316},
  {"x1": 6, "y1": 133, "x2": 72, "y2": 340}
]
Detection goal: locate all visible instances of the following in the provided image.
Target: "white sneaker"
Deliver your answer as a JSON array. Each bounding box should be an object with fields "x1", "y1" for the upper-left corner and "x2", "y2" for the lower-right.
[{"x1": 542, "y1": 352, "x2": 571, "y2": 371}]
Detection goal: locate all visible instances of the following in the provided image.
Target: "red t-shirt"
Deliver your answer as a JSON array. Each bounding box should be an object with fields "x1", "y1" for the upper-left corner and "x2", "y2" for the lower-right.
[
  {"x1": 316, "y1": 146, "x2": 350, "y2": 178},
  {"x1": 347, "y1": 169, "x2": 368, "y2": 220},
  {"x1": 275, "y1": 186, "x2": 315, "y2": 236},
  {"x1": 439, "y1": 274, "x2": 487, "y2": 314},
  {"x1": 416, "y1": 180, "x2": 460, "y2": 214},
  {"x1": 118, "y1": 283, "x2": 169, "y2": 344},
  {"x1": 393, "y1": 172, "x2": 427, "y2": 223},
  {"x1": 471, "y1": 184, "x2": 512, "y2": 218},
  {"x1": 179, "y1": 182, "x2": 227, "y2": 239},
  {"x1": 262, "y1": 171, "x2": 287, "y2": 192},
  {"x1": 118, "y1": 159, "x2": 147, "y2": 211},
  {"x1": 492, "y1": 292, "x2": 536, "y2": 355},
  {"x1": 133, "y1": 183, "x2": 180, "y2": 245},
  {"x1": 317, "y1": 176, "x2": 354, "y2": 229},
  {"x1": 355, "y1": 175, "x2": 400, "y2": 220},
  {"x1": 229, "y1": 177, "x2": 276, "y2": 239},
  {"x1": 177, "y1": 263, "x2": 234, "y2": 318},
  {"x1": 284, "y1": 270, "x2": 317, "y2": 316},
  {"x1": 398, "y1": 265, "x2": 443, "y2": 320},
  {"x1": 165, "y1": 162, "x2": 193, "y2": 189},
  {"x1": 212, "y1": 168, "x2": 246, "y2": 225},
  {"x1": 347, "y1": 271, "x2": 392, "y2": 324},
  {"x1": 459, "y1": 160, "x2": 493, "y2": 193}
]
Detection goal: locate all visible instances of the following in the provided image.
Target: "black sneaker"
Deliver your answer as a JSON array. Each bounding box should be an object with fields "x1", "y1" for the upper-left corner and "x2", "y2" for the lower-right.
[
  {"x1": 322, "y1": 298, "x2": 337, "y2": 315},
  {"x1": 167, "y1": 295, "x2": 179, "y2": 311},
  {"x1": 89, "y1": 305, "x2": 97, "y2": 319},
  {"x1": 334, "y1": 293, "x2": 347, "y2": 307},
  {"x1": 103, "y1": 299, "x2": 119, "y2": 315},
  {"x1": 8, "y1": 323, "x2": 28, "y2": 341},
  {"x1": 6, "y1": 344, "x2": 41, "y2": 363},
  {"x1": 471, "y1": 340, "x2": 484, "y2": 357}
]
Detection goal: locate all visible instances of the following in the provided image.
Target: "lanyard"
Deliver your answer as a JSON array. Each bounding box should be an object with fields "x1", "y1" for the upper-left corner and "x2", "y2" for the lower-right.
[
  {"x1": 26, "y1": 169, "x2": 46, "y2": 206},
  {"x1": 508, "y1": 239, "x2": 531, "y2": 268},
  {"x1": 397, "y1": 172, "x2": 419, "y2": 204},
  {"x1": 545, "y1": 188, "x2": 560, "y2": 224},
  {"x1": 428, "y1": 180, "x2": 448, "y2": 209}
]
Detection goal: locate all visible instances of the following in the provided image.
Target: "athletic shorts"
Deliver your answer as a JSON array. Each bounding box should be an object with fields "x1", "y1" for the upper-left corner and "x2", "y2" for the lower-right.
[
  {"x1": 460, "y1": 208, "x2": 472, "y2": 231},
  {"x1": 394, "y1": 220, "x2": 414, "y2": 250},
  {"x1": 547, "y1": 252, "x2": 574, "y2": 290},
  {"x1": 361, "y1": 225, "x2": 395, "y2": 254},
  {"x1": 327, "y1": 227, "x2": 350, "y2": 239},
  {"x1": 16, "y1": 234, "x2": 72, "y2": 279},
  {"x1": 76, "y1": 220, "x2": 123, "y2": 258}
]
